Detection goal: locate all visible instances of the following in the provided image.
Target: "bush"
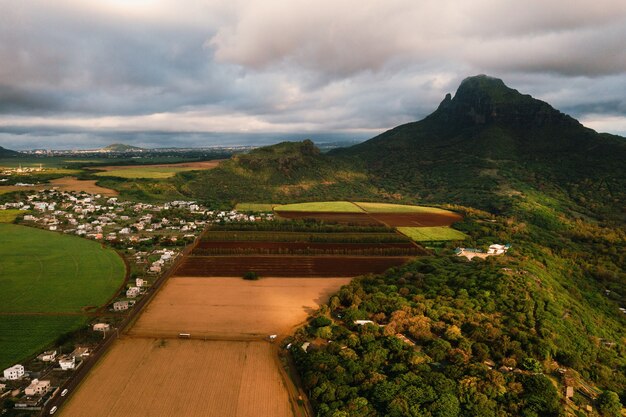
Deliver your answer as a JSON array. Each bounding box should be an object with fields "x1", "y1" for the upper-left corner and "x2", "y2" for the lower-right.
[{"x1": 243, "y1": 271, "x2": 259, "y2": 280}]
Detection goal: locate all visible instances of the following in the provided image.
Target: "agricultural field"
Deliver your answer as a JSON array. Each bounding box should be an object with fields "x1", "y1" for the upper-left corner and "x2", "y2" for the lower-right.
[
  {"x1": 398, "y1": 226, "x2": 468, "y2": 242},
  {"x1": 355, "y1": 202, "x2": 452, "y2": 214},
  {"x1": 174, "y1": 255, "x2": 412, "y2": 277},
  {"x1": 59, "y1": 338, "x2": 294, "y2": 417},
  {"x1": 0, "y1": 315, "x2": 87, "y2": 370},
  {"x1": 234, "y1": 203, "x2": 276, "y2": 212},
  {"x1": 92, "y1": 160, "x2": 222, "y2": 179},
  {"x1": 94, "y1": 166, "x2": 199, "y2": 179},
  {"x1": 47, "y1": 176, "x2": 118, "y2": 195},
  {"x1": 274, "y1": 201, "x2": 364, "y2": 212},
  {"x1": 0, "y1": 223, "x2": 126, "y2": 369},
  {"x1": 130, "y1": 277, "x2": 351, "y2": 338},
  {"x1": 0, "y1": 224, "x2": 126, "y2": 313},
  {"x1": 0, "y1": 209, "x2": 24, "y2": 223}
]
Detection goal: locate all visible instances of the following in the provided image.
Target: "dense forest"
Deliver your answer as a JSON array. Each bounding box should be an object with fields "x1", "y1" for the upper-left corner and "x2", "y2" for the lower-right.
[{"x1": 289, "y1": 205, "x2": 625, "y2": 416}]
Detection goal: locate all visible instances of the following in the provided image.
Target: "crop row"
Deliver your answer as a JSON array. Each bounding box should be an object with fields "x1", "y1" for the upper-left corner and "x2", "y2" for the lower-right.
[
  {"x1": 208, "y1": 219, "x2": 394, "y2": 233},
  {"x1": 192, "y1": 247, "x2": 422, "y2": 257},
  {"x1": 200, "y1": 231, "x2": 411, "y2": 243}
]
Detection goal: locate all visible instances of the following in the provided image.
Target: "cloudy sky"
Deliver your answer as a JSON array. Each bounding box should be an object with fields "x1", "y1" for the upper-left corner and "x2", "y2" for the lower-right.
[{"x1": 1, "y1": 0, "x2": 625, "y2": 149}]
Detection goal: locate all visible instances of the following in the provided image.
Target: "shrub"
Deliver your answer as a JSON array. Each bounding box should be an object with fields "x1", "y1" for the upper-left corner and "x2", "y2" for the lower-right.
[{"x1": 243, "y1": 271, "x2": 259, "y2": 280}]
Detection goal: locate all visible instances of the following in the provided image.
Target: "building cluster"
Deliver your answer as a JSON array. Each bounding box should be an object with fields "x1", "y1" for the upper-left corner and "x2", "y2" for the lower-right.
[
  {"x1": 1, "y1": 347, "x2": 90, "y2": 410},
  {"x1": 1, "y1": 164, "x2": 44, "y2": 176},
  {"x1": 455, "y1": 243, "x2": 511, "y2": 260}
]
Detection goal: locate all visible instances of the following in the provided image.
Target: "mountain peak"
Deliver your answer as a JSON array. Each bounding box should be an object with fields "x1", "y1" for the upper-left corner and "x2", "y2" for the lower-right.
[{"x1": 430, "y1": 74, "x2": 576, "y2": 128}]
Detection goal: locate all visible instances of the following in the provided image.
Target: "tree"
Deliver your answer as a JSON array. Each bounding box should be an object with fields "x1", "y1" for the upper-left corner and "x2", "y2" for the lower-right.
[
  {"x1": 597, "y1": 391, "x2": 622, "y2": 417},
  {"x1": 430, "y1": 393, "x2": 460, "y2": 417}
]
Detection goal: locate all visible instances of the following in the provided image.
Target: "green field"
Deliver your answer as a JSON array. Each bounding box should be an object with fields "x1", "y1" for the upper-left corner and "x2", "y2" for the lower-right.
[
  {"x1": 356, "y1": 202, "x2": 451, "y2": 214},
  {"x1": 0, "y1": 315, "x2": 87, "y2": 370},
  {"x1": 275, "y1": 201, "x2": 364, "y2": 212},
  {"x1": 234, "y1": 203, "x2": 276, "y2": 212},
  {"x1": 0, "y1": 224, "x2": 126, "y2": 313},
  {"x1": 0, "y1": 209, "x2": 24, "y2": 223},
  {"x1": 398, "y1": 226, "x2": 468, "y2": 241},
  {"x1": 94, "y1": 166, "x2": 198, "y2": 179}
]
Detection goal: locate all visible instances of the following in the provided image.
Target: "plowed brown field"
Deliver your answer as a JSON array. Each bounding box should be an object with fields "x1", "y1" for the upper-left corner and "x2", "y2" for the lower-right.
[
  {"x1": 275, "y1": 210, "x2": 462, "y2": 227},
  {"x1": 129, "y1": 277, "x2": 351, "y2": 338},
  {"x1": 368, "y1": 211, "x2": 463, "y2": 227},
  {"x1": 60, "y1": 338, "x2": 293, "y2": 417},
  {"x1": 173, "y1": 255, "x2": 412, "y2": 277}
]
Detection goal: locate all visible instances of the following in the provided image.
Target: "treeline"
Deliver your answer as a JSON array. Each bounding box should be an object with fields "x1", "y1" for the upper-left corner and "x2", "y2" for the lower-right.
[
  {"x1": 201, "y1": 231, "x2": 411, "y2": 244},
  {"x1": 208, "y1": 219, "x2": 394, "y2": 234}
]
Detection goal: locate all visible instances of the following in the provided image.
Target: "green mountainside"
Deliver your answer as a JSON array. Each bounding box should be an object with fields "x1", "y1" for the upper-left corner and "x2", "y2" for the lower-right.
[
  {"x1": 0, "y1": 146, "x2": 20, "y2": 158},
  {"x1": 177, "y1": 139, "x2": 378, "y2": 207},
  {"x1": 334, "y1": 75, "x2": 625, "y2": 219}
]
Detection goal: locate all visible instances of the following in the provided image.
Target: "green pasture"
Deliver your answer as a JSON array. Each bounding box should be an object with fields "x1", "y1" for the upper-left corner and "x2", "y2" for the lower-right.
[
  {"x1": 398, "y1": 226, "x2": 468, "y2": 242},
  {"x1": 0, "y1": 209, "x2": 24, "y2": 223},
  {"x1": 0, "y1": 224, "x2": 126, "y2": 313},
  {"x1": 0, "y1": 315, "x2": 87, "y2": 370},
  {"x1": 356, "y1": 202, "x2": 451, "y2": 214},
  {"x1": 274, "y1": 201, "x2": 364, "y2": 212},
  {"x1": 234, "y1": 203, "x2": 276, "y2": 212},
  {"x1": 94, "y1": 166, "x2": 198, "y2": 179}
]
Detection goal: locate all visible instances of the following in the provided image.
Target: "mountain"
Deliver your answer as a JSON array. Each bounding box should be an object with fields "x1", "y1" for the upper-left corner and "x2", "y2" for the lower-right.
[
  {"x1": 100, "y1": 143, "x2": 144, "y2": 152},
  {"x1": 180, "y1": 139, "x2": 377, "y2": 207},
  {"x1": 0, "y1": 146, "x2": 20, "y2": 158},
  {"x1": 334, "y1": 74, "x2": 625, "y2": 219}
]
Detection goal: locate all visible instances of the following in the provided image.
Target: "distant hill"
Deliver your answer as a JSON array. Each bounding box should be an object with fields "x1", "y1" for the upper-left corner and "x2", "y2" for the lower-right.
[
  {"x1": 100, "y1": 143, "x2": 144, "y2": 152},
  {"x1": 0, "y1": 146, "x2": 20, "y2": 158},
  {"x1": 334, "y1": 74, "x2": 626, "y2": 219},
  {"x1": 179, "y1": 139, "x2": 377, "y2": 206}
]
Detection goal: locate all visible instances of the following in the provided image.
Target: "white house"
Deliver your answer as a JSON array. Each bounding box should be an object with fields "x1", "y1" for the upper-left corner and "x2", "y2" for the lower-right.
[
  {"x1": 93, "y1": 323, "x2": 110, "y2": 332},
  {"x1": 113, "y1": 300, "x2": 129, "y2": 311},
  {"x1": 3, "y1": 364, "x2": 25, "y2": 380},
  {"x1": 24, "y1": 379, "x2": 50, "y2": 396},
  {"x1": 126, "y1": 287, "x2": 140, "y2": 298},
  {"x1": 354, "y1": 320, "x2": 375, "y2": 326},
  {"x1": 37, "y1": 350, "x2": 57, "y2": 362},
  {"x1": 58, "y1": 356, "x2": 76, "y2": 370},
  {"x1": 135, "y1": 278, "x2": 145, "y2": 287},
  {"x1": 487, "y1": 244, "x2": 510, "y2": 255}
]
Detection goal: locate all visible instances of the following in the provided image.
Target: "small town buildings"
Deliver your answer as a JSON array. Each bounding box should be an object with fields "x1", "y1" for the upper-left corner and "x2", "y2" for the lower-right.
[
  {"x1": 58, "y1": 356, "x2": 76, "y2": 370},
  {"x1": 565, "y1": 386, "x2": 574, "y2": 399},
  {"x1": 24, "y1": 379, "x2": 50, "y2": 396},
  {"x1": 126, "y1": 287, "x2": 140, "y2": 298},
  {"x1": 37, "y1": 351, "x2": 57, "y2": 362},
  {"x1": 354, "y1": 320, "x2": 375, "y2": 326},
  {"x1": 135, "y1": 278, "x2": 145, "y2": 287},
  {"x1": 301, "y1": 342, "x2": 311, "y2": 352},
  {"x1": 93, "y1": 323, "x2": 110, "y2": 332},
  {"x1": 3, "y1": 364, "x2": 25, "y2": 380}
]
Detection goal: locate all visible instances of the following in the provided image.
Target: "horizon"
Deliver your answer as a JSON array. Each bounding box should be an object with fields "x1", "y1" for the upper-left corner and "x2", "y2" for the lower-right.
[{"x1": 1, "y1": 0, "x2": 625, "y2": 150}]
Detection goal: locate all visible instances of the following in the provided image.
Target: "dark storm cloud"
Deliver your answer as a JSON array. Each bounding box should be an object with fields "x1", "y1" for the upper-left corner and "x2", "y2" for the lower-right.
[{"x1": 0, "y1": 0, "x2": 625, "y2": 149}]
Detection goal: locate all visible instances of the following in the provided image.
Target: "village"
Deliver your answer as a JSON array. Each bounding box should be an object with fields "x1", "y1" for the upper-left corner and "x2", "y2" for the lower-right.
[{"x1": 0, "y1": 189, "x2": 273, "y2": 414}]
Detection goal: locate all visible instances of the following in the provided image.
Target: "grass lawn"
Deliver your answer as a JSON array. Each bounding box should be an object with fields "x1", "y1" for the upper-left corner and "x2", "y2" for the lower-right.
[
  {"x1": 0, "y1": 315, "x2": 87, "y2": 370},
  {"x1": 0, "y1": 209, "x2": 25, "y2": 223},
  {"x1": 398, "y1": 226, "x2": 468, "y2": 242},
  {"x1": 234, "y1": 203, "x2": 276, "y2": 212},
  {"x1": 0, "y1": 224, "x2": 126, "y2": 313},
  {"x1": 274, "y1": 201, "x2": 364, "y2": 212},
  {"x1": 94, "y1": 167, "x2": 198, "y2": 179},
  {"x1": 356, "y1": 202, "x2": 451, "y2": 214}
]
